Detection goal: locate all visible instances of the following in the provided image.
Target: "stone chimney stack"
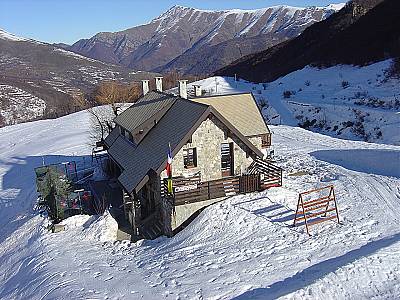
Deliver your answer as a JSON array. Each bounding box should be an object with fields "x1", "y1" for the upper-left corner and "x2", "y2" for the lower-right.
[
  {"x1": 194, "y1": 85, "x2": 202, "y2": 97},
  {"x1": 142, "y1": 80, "x2": 149, "y2": 96},
  {"x1": 155, "y1": 77, "x2": 163, "y2": 92},
  {"x1": 179, "y1": 80, "x2": 188, "y2": 99}
]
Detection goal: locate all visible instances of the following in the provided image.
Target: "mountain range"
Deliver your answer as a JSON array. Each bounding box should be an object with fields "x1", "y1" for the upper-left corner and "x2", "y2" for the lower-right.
[
  {"x1": 67, "y1": 4, "x2": 344, "y2": 76},
  {"x1": 3, "y1": 1, "x2": 396, "y2": 128},
  {"x1": 216, "y1": 0, "x2": 399, "y2": 82},
  {"x1": 0, "y1": 29, "x2": 154, "y2": 126}
]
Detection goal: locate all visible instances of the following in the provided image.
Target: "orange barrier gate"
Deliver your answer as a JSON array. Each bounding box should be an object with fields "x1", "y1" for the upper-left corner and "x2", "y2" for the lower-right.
[{"x1": 293, "y1": 185, "x2": 341, "y2": 235}]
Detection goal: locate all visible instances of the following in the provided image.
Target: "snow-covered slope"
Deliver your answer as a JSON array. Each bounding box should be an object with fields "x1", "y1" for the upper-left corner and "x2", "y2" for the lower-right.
[
  {"x1": 0, "y1": 29, "x2": 31, "y2": 42},
  {"x1": 0, "y1": 27, "x2": 153, "y2": 126},
  {"x1": 0, "y1": 84, "x2": 46, "y2": 125},
  {"x1": 190, "y1": 59, "x2": 400, "y2": 145},
  {"x1": 0, "y1": 108, "x2": 399, "y2": 299},
  {"x1": 154, "y1": 4, "x2": 342, "y2": 44}
]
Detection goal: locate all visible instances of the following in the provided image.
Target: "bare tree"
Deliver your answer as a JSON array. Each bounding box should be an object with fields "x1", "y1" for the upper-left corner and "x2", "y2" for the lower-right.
[
  {"x1": 94, "y1": 81, "x2": 121, "y2": 116},
  {"x1": 72, "y1": 92, "x2": 89, "y2": 111},
  {"x1": 0, "y1": 113, "x2": 6, "y2": 127},
  {"x1": 87, "y1": 81, "x2": 142, "y2": 147},
  {"x1": 87, "y1": 105, "x2": 115, "y2": 147}
]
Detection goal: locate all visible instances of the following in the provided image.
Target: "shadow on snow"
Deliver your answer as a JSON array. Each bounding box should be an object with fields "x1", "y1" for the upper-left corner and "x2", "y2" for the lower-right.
[
  {"x1": 233, "y1": 232, "x2": 400, "y2": 300},
  {"x1": 311, "y1": 149, "x2": 400, "y2": 178},
  {"x1": 0, "y1": 154, "x2": 92, "y2": 246}
]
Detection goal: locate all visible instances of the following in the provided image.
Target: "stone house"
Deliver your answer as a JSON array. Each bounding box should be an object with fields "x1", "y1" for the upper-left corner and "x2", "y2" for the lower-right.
[{"x1": 104, "y1": 78, "x2": 282, "y2": 240}]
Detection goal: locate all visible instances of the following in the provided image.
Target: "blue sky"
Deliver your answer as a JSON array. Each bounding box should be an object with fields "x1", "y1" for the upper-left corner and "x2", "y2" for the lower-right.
[{"x1": 0, "y1": 0, "x2": 346, "y2": 45}]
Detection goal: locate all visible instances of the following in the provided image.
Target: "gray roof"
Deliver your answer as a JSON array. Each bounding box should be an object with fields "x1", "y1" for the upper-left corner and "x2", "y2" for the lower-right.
[
  {"x1": 192, "y1": 93, "x2": 270, "y2": 137},
  {"x1": 104, "y1": 127, "x2": 119, "y2": 148},
  {"x1": 113, "y1": 91, "x2": 176, "y2": 134},
  {"x1": 109, "y1": 98, "x2": 209, "y2": 193}
]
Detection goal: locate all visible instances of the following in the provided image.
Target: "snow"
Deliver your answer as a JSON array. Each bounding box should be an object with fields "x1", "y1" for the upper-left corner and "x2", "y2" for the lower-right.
[
  {"x1": 0, "y1": 29, "x2": 29, "y2": 42},
  {"x1": 0, "y1": 28, "x2": 45, "y2": 45},
  {"x1": 0, "y1": 84, "x2": 47, "y2": 125},
  {"x1": 61, "y1": 210, "x2": 118, "y2": 242},
  {"x1": 52, "y1": 48, "x2": 100, "y2": 63},
  {"x1": 324, "y1": 3, "x2": 346, "y2": 11},
  {"x1": 311, "y1": 149, "x2": 400, "y2": 178},
  {"x1": 0, "y1": 107, "x2": 399, "y2": 299},
  {"x1": 153, "y1": 4, "x2": 342, "y2": 43},
  {"x1": 191, "y1": 60, "x2": 400, "y2": 145},
  {"x1": 158, "y1": 4, "x2": 343, "y2": 16}
]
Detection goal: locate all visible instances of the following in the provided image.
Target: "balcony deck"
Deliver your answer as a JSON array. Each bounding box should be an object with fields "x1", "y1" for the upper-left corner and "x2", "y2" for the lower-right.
[{"x1": 163, "y1": 159, "x2": 283, "y2": 206}]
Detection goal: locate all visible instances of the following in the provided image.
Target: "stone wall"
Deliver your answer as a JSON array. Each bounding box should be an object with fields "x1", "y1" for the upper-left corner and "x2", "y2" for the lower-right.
[
  {"x1": 172, "y1": 197, "x2": 226, "y2": 230},
  {"x1": 249, "y1": 136, "x2": 269, "y2": 158},
  {"x1": 160, "y1": 116, "x2": 255, "y2": 182}
]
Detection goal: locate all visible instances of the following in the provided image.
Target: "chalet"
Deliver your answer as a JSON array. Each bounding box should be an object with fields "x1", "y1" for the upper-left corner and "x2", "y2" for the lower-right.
[{"x1": 104, "y1": 78, "x2": 282, "y2": 240}]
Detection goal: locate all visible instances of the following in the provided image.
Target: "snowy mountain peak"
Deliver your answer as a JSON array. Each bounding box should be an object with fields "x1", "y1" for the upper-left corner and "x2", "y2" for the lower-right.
[
  {"x1": 0, "y1": 28, "x2": 29, "y2": 42},
  {"x1": 325, "y1": 3, "x2": 346, "y2": 10},
  {"x1": 68, "y1": 3, "x2": 344, "y2": 74},
  {"x1": 152, "y1": 4, "x2": 342, "y2": 42},
  {"x1": 158, "y1": 3, "x2": 345, "y2": 17}
]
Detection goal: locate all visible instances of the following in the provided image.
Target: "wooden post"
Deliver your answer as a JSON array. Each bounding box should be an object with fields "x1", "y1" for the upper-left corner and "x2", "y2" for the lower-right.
[
  {"x1": 323, "y1": 186, "x2": 333, "y2": 217},
  {"x1": 332, "y1": 187, "x2": 340, "y2": 224},
  {"x1": 293, "y1": 195, "x2": 301, "y2": 227},
  {"x1": 299, "y1": 194, "x2": 310, "y2": 235}
]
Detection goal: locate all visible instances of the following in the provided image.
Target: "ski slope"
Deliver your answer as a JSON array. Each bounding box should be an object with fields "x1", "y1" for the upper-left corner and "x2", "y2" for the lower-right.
[{"x1": 0, "y1": 110, "x2": 399, "y2": 299}]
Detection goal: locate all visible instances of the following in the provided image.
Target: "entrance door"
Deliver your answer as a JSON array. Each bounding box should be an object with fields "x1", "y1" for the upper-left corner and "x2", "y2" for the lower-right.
[
  {"x1": 140, "y1": 183, "x2": 155, "y2": 219},
  {"x1": 221, "y1": 142, "x2": 234, "y2": 177}
]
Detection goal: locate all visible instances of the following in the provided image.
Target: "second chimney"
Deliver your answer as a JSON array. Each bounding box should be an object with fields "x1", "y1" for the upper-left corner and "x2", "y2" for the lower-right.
[
  {"x1": 155, "y1": 77, "x2": 163, "y2": 92},
  {"x1": 142, "y1": 80, "x2": 150, "y2": 96},
  {"x1": 179, "y1": 80, "x2": 188, "y2": 99},
  {"x1": 194, "y1": 85, "x2": 202, "y2": 97}
]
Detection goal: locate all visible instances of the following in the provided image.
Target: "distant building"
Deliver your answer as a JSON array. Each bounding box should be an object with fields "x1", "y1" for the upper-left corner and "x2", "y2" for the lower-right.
[{"x1": 104, "y1": 78, "x2": 282, "y2": 240}]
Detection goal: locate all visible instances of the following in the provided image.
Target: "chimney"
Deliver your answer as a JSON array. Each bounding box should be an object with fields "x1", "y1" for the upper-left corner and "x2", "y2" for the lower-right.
[
  {"x1": 155, "y1": 77, "x2": 163, "y2": 92},
  {"x1": 179, "y1": 80, "x2": 188, "y2": 99},
  {"x1": 194, "y1": 85, "x2": 202, "y2": 97},
  {"x1": 142, "y1": 80, "x2": 149, "y2": 96}
]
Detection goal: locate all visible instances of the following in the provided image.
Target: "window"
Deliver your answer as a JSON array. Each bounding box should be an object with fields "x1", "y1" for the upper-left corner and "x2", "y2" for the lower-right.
[
  {"x1": 221, "y1": 143, "x2": 234, "y2": 177},
  {"x1": 183, "y1": 148, "x2": 197, "y2": 168},
  {"x1": 261, "y1": 134, "x2": 271, "y2": 149}
]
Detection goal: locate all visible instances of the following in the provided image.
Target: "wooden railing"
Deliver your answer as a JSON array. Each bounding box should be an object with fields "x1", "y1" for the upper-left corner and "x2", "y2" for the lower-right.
[
  {"x1": 163, "y1": 176, "x2": 240, "y2": 206},
  {"x1": 247, "y1": 158, "x2": 283, "y2": 188},
  {"x1": 162, "y1": 159, "x2": 282, "y2": 206}
]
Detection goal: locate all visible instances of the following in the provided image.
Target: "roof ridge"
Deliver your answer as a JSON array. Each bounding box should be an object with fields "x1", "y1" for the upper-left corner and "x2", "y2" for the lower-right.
[{"x1": 193, "y1": 92, "x2": 253, "y2": 99}]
